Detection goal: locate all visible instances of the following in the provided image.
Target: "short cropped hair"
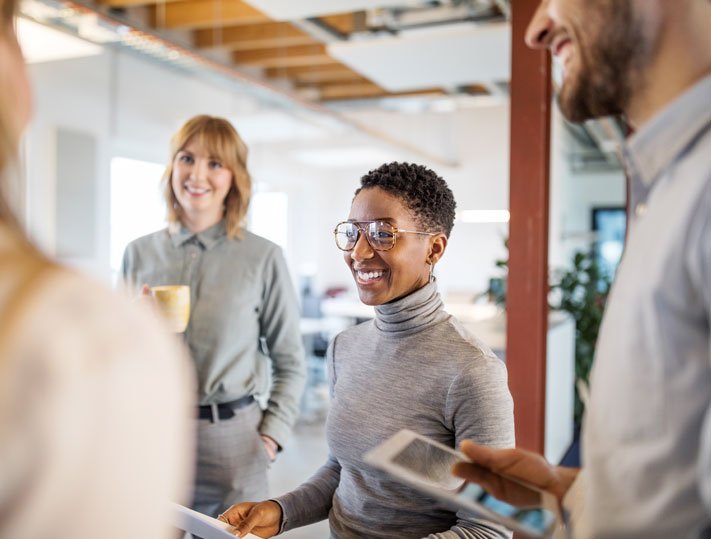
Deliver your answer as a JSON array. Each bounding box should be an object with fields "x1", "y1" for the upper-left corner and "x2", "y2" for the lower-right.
[
  {"x1": 163, "y1": 115, "x2": 250, "y2": 239},
  {"x1": 357, "y1": 162, "x2": 456, "y2": 236}
]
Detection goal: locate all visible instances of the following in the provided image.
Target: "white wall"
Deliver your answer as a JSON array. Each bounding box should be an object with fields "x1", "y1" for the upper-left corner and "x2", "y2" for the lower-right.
[{"x1": 26, "y1": 53, "x2": 112, "y2": 275}]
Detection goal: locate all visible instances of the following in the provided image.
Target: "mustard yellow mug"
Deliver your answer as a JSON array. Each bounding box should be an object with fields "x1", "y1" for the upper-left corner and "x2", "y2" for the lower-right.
[{"x1": 150, "y1": 285, "x2": 190, "y2": 333}]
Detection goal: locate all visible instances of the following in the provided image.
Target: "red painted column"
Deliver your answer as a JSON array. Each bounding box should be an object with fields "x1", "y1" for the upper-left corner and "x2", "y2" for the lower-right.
[{"x1": 506, "y1": 0, "x2": 552, "y2": 454}]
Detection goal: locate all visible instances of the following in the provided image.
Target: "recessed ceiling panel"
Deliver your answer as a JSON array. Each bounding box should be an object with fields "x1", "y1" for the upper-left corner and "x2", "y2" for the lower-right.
[
  {"x1": 328, "y1": 23, "x2": 510, "y2": 92},
  {"x1": 18, "y1": 17, "x2": 103, "y2": 63},
  {"x1": 243, "y1": 0, "x2": 408, "y2": 20}
]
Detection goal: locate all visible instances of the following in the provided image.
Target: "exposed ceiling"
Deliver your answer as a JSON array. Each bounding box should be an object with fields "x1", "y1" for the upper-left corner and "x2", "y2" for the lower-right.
[
  {"x1": 20, "y1": 0, "x2": 623, "y2": 169},
  {"x1": 36, "y1": 0, "x2": 510, "y2": 103}
]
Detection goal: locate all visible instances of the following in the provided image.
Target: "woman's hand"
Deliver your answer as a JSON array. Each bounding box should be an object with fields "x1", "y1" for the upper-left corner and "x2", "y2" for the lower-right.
[
  {"x1": 219, "y1": 500, "x2": 282, "y2": 538},
  {"x1": 260, "y1": 435, "x2": 278, "y2": 461},
  {"x1": 134, "y1": 284, "x2": 154, "y2": 304},
  {"x1": 452, "y1": 440, "x2": 579, "y2": 505}
]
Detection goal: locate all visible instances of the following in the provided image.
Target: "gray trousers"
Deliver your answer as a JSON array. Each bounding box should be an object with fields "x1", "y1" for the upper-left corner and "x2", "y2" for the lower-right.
[{"x1": 191, "y1": 401, "x2": 270, "y2": 518}]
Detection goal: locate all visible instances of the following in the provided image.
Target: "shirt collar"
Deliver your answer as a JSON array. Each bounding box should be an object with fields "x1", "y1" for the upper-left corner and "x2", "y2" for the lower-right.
[
  {"x1": 169, "y1": 219, "x2": 227, "y2": 249},
  {"x1": 623, "y1": 74, "x2": 711, "y2": 190}
]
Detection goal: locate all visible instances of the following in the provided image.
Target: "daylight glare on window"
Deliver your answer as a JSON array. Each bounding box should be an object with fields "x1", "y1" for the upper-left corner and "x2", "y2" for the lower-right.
[
  {"x1": 110, "y1": 157, "x2": 166, "y2": 279},
  {"x1": 249, "y1": 191, "x2": 288, "y2": 249}
]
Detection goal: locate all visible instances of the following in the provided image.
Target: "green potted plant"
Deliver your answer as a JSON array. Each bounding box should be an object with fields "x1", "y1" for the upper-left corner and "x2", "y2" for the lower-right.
[
  {"x1": 549, "y1": 251, "x2": 611, "y2": 426},
  {"x1": 488, "y1": 239, "x2": 612, "y2": 427}
]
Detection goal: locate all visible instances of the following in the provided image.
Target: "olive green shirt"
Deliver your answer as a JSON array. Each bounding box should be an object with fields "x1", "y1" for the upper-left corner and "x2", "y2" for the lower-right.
[{"x1": 121, "y1": 221, "x2": 306, "y2": 446}]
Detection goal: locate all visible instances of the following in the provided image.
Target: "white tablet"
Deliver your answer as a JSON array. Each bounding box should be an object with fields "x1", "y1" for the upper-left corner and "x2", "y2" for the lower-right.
[
  {"x1": 171, "y1": 503, "x2": 260, "y2": 539},
  {"x1": 363, "y1": 429, "x2": 560, "y2": 539}
]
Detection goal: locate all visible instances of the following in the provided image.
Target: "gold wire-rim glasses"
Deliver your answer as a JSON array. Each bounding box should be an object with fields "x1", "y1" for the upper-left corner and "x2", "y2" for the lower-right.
[{"x1": 333, "y1": 220, "x2": 436, "y2": 252}]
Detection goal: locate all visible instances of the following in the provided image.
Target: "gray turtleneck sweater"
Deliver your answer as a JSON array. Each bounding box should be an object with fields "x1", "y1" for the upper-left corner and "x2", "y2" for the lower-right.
[{"x1": 274, "y1": 282, "x2": 515, "y2": 538}]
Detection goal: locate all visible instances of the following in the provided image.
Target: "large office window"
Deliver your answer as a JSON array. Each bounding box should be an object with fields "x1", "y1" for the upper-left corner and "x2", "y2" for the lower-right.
[
  {"x1": 110, "y1": 157, "x2": 166, "y2": 281},
  {"x1": 249, "y1": 191, "x2": 288, "y2": 249}
]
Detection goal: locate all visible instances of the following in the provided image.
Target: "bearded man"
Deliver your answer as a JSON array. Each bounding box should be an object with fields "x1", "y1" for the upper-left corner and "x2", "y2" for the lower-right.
[{"x1": 455, "y1": 1, "x2": 711, "y2": 538}]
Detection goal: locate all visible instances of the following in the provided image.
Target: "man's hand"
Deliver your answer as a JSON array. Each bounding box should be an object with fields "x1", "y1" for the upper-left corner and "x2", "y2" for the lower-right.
[{"x1": 452, "y1": 440, "x2": 579, "y2": 505}]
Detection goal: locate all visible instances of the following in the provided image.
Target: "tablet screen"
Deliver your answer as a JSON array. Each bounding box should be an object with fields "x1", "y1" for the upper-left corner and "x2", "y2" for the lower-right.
[
  {"x1": 389, "y1": 438, "x2": 556, "y2": 535},
  {"x1": 391, "y1": 437, "x2": 465, "y2": 490}
]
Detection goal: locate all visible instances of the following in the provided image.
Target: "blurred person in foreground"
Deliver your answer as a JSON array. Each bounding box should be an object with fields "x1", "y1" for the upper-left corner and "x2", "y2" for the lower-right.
[
  {"x1": 220, "y1": 162, "x2": 515, "y2": 538},
  {"x1": 0, "y1": 1, "x2": 194, "y2": 537},
  {"x1": 454, "y1": 1, "x2": 711, "y2": 537},
  {"x1": 121, "y1": 115, "x2": 306, "y2": 518}
]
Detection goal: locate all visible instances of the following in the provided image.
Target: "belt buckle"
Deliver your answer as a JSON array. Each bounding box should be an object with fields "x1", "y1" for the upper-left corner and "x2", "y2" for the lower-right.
[{"x1": 210, "y1": 403, "x2": 219, "y2": 424}]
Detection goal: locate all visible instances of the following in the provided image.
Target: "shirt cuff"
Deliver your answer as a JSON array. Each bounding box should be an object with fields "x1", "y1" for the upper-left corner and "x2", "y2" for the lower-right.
[
  {"x1": 267, "y1": 498, "x2": 288, "y2": 535},
  {"x1": 259, "y1": 412, "x2": 293, "y2": 449},
  {"x1": 271, "y1": 493, "x2": 299, "y2": 534}
]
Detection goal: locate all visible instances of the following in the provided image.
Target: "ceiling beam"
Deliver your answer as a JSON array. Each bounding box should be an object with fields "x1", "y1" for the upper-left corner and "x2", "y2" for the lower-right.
[
  {"x1": 319, "y1": 13, "x2": 362, "y2": 35},
  {"x1": 266, "y1": 65, "x2": 364, "y2": 84},
  {"x1": 151, "y1": 0, "x2": 270, "y2": 30},
  {"x1": 99, "y1": 0, "x2": 181, "y2": 8},
  {"x1": 193, "y1": 22, "x2": 315, "y2": 50},
  {"x1": 232, "y1": 44, "x2": 333, "y2": 68},
  {"x1": 264, "y1": 63, "x2": 344, "y2": 77},
  {"x1": 319, "y1": 82, "x2": 382, "y2": 101},
  {"x1": 295, "y1": 75, "x2": 369, "y2": 89},
  {"x1": 318, "y1": 81, "x2": 443, "y2": 101}
]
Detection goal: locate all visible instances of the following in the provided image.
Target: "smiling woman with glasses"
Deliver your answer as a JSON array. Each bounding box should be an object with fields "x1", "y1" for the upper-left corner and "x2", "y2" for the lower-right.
[{"x1": 221, "y1": 162, "x2": 514, "y2": 539}]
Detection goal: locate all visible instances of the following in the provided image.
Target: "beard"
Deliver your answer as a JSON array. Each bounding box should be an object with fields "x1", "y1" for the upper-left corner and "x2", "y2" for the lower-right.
[{"x1": 558, "y1": 0, "x2": 649, "y2": 123}]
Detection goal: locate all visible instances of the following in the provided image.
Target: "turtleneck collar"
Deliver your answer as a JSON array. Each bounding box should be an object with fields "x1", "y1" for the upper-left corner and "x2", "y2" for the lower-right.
[{"x1": 374, "y1": 280, "x2": 449, "y2": 336}]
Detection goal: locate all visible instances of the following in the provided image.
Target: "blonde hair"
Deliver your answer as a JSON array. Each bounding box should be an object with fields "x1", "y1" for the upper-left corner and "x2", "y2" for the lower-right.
[
  {"x1": 163, "y1": 115, "x2": 251, "y2": 239},
  {"x1": 0, "y1": 0, "x2": 29, "y2": 237}
]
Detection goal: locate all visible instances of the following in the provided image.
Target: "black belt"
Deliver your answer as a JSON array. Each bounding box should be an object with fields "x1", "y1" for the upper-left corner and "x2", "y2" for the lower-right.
[{"x1": 197, "y1": 396, "x2": 254, "y2": 422}]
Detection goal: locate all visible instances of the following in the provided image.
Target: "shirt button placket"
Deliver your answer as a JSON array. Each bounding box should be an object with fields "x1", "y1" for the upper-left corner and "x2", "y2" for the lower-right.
[{"x1": 187, "y1": 247, "x2": 199, "y2": 283}]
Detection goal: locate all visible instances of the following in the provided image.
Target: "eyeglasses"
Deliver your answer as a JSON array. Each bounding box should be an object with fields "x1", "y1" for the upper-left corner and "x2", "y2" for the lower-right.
[{"x1": 334, "y1": 220, "x2": 436, "y2": 252}]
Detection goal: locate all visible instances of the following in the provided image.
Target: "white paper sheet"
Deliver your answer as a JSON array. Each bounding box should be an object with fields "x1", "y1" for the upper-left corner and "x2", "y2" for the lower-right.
[{"x1": 171, "y1": 503, "x2": 260, "y2": 539}]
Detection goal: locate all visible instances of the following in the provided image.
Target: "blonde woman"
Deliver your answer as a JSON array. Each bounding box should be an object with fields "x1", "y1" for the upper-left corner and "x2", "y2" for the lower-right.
[
  {"x1": 0, "y1": 1, "x2": 194, "y2": 537},
  {"x1": 121, "y1": 115, "x2": 306, "y2": 518}
]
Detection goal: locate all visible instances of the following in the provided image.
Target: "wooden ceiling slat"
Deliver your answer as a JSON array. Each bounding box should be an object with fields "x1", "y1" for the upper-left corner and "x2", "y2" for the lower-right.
[
  {"x1": 319, "y1": 82, "x2": 445, "y2": 101},
  {"x1": 232, "y1": 44, "x2": 333, "y2": 68},
  {"x1": 319, "y1": 13, "x2": 358, "y2": 35},
  {"x1": 194, "y1": 22, "x2": 315, "y2": 50},
  {"x1": 152, "y1": 0, "x2": 270, "y2": 30},
  {"x1": 100, "y1": 0, "x2": 180, "y2": 8},
  {"x1": 264, "y1": 63, "x2": 344, "y2": 77},
  {"x1": 266, "y1": 65, "x2": 364, "y2": 84},
  {"x1": 294, "y1": 75, "x2": 369, "y2": 88},
  {"x1": 289, "y1": 67, "x2": 368, "y2": 84},
  {"x1": 318, "y1": 81, "x2": 387, "y2": 100}
]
